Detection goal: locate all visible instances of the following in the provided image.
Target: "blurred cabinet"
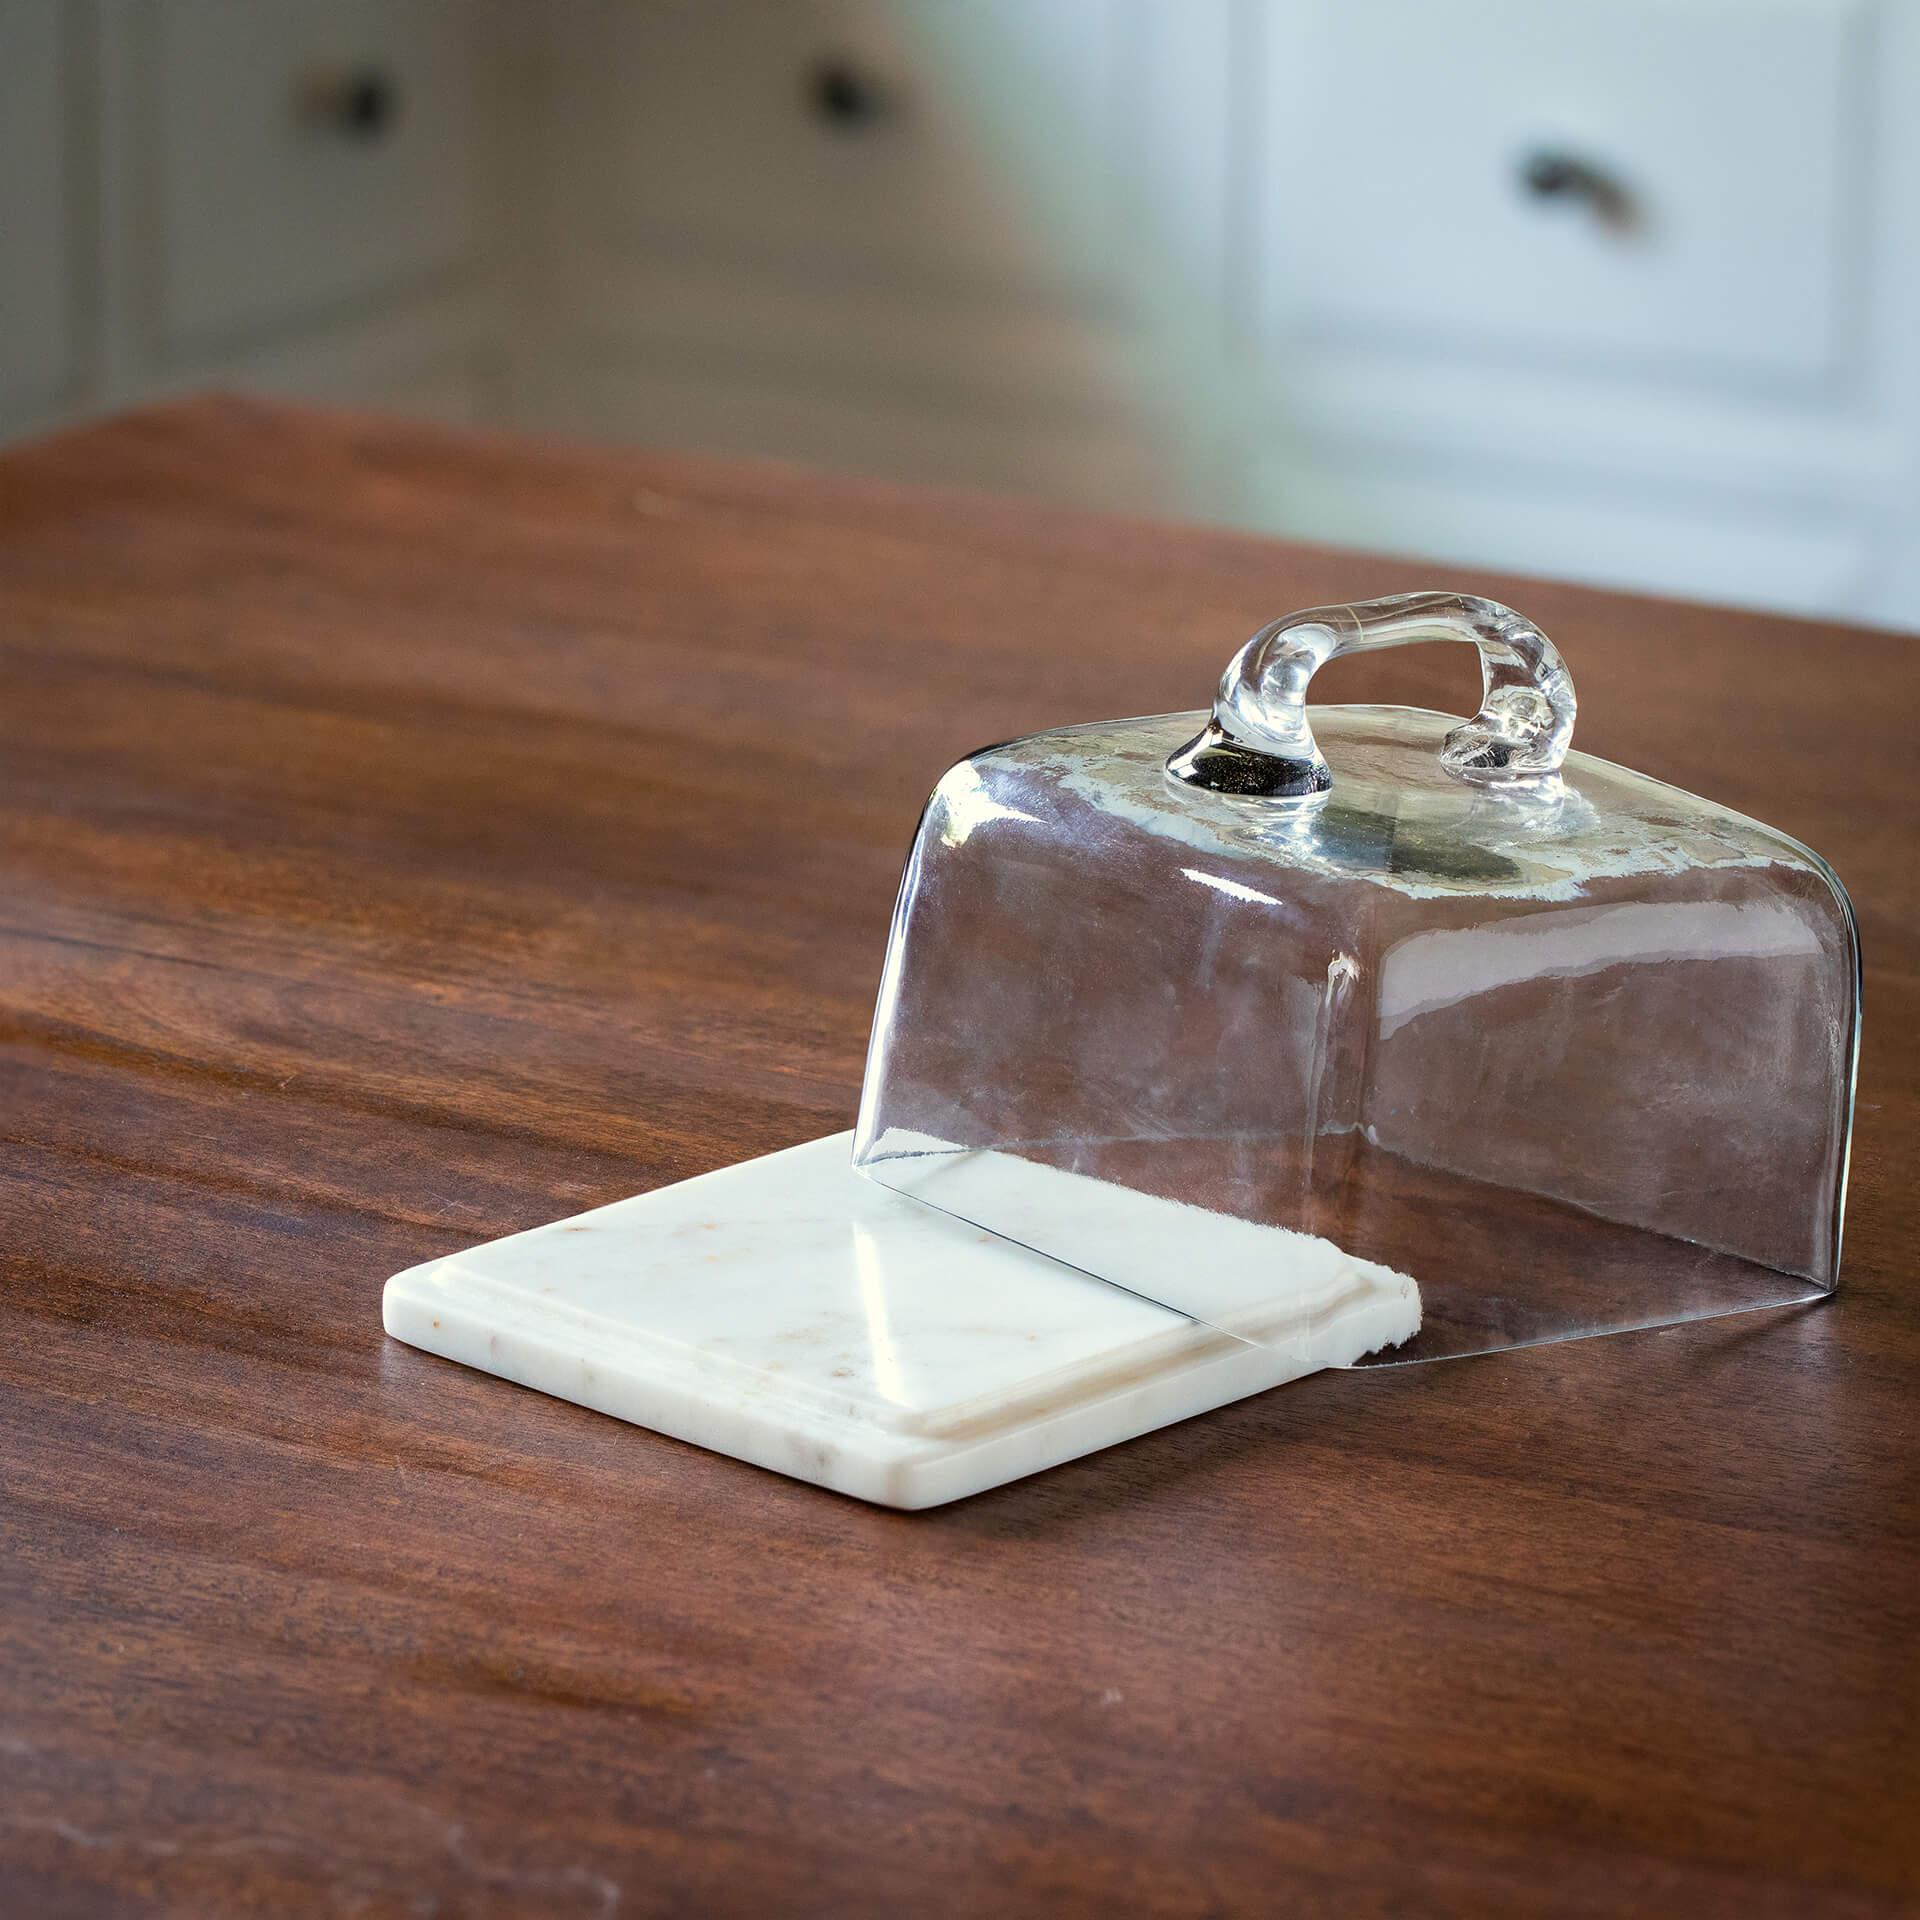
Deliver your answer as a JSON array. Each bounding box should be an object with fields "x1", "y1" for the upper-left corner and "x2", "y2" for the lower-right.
[
  {"x1": 152, "y1": 0, "x2": 483, "y2": 352},
  {"x1": 520, "y1": 0, "x2": 1197, "y2": 512},
  {"x1": 565, "y1": 0, "x2": 1118, "y2": 296},
  {"x1": 538, "y1": 359, "x2": 1174, "y2": 515},
  {"x1": 0, "y1": 4, "x2": 78, "y2": 416},
  {"x1": 1242, "y1": 0, "x2": 1918, "y2": 625},
  {"x1": 521, "y1": 0, "x2": 1920, "y2": 627},
  {"x1": 1258, "y1": 0, "x2": 1859, "y2": 384},
  {"x1": 0, "y1": 0, "x2": 501, "y2": 445},
  {"x1": 1248, "y1": 451, "x2": 1873, "y2": 621},
  {"x1": 5, "y1": 1, "x2": 1920, "y2": 628}
]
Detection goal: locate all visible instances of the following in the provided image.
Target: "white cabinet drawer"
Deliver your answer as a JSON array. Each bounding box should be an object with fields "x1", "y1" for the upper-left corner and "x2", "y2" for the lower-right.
[
  {"x1": 1246, "y1": 450, "x2": 1871, "y2": 618},
  {"x1": 551, "y1": 0, "x2": 1123, "y2": 299},
  {"x1": 1256, "y1": 0, "x2": 1868, "y2": 388},
  {"x1": 235, "y1": 353, "x2": 491, "y2": 428},
  {"x1": 0, "y1": 3, "x2": 75, "y2": 408},
  {"x1": 530, "y1": 362, "x2": 1179, "y2": 518},
  {"x1": 151, "y1": 0, "x2": 481, "y2": 353}
]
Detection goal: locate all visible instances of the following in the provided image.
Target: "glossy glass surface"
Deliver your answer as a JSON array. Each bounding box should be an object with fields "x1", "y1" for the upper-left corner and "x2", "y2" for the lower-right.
[{"x1": 853, "y1": 597, "x2": 1858, "y2": 1363}]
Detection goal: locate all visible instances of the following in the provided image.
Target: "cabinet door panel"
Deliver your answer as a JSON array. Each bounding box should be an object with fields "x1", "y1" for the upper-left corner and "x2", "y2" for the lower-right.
[
  {"x1": 0, "y1": 3, "x2": 75, "y2": 407},
  {"x1": 550, "y1": 0, "x2": 1122, "y2": 297},
  {"x1": 154, "y1": 0, "x2": 481, "y2": 352},
  {"x1": 1248, "y1": 450, "x2": 1870, "y2": 617},
  {"x1": 1256, "y1": 0, "x2": 1867, "y2": 387}
]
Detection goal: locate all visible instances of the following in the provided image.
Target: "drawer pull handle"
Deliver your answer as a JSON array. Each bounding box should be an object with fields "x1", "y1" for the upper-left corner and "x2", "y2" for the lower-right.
[
  {"x1": 297, "y1": 66, "x2": 403, "y2": 142},
  {"x1": 806, "y1": 57, "x2": 889, "y2": 132},
  {"x1": 1519, "y1": 148, "x2": 1635, "y2": 231}
]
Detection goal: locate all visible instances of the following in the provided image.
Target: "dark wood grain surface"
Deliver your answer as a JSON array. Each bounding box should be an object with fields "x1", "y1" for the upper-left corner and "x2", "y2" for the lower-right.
[{"x1": 2, "y1": 398, "x2": 1914, "y2": 1919}]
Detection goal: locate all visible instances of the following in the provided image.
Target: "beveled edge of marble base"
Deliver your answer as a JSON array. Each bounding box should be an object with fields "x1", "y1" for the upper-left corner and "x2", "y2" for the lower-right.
[
  {"x1": 383, "y1": 1257, "x2": 1416, "y2": 1511},
  {"x1": 381, "y1": 1135, "x2": 1421, "y2": 1509}
]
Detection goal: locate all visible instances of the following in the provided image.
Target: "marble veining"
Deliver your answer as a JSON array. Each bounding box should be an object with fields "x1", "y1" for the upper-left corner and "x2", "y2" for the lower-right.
[{"x1": 383, "y1": 1133, "x2": 1420, "y2": 1509}]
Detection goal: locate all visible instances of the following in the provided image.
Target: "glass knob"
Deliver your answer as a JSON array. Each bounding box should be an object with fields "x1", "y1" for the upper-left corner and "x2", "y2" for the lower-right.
[{"x1": 1167, "y1": 593, "x2": 1578, "y2": 801}]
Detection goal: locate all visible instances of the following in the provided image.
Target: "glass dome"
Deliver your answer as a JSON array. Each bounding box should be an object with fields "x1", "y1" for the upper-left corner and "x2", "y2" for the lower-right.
[{"x1": 853, "y1": 593, "x2": 1859, "y2": 1363}]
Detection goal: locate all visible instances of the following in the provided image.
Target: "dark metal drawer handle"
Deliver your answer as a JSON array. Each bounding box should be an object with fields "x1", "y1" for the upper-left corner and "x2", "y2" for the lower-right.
[
  {"x1": 1519, "y1": 148, "x2": 1636, "y2": 231},
  {"x1": 806, "y1": 56, "x2": 890, "y2": 132},
  {"x1": 296, "y1": 66, "x2": 403, "y2": 142}
]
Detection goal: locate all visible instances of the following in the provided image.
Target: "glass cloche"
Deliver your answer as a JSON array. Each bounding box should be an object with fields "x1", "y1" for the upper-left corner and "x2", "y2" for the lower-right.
[{"x1": 853, "y1": 593, "x2": 1859, "y2": 1363}]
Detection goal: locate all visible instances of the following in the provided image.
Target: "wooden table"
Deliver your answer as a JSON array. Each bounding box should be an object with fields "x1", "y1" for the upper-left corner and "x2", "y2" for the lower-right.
[{"x1": 3, "y1": 399, "x2": 1914, "y2": 1918}]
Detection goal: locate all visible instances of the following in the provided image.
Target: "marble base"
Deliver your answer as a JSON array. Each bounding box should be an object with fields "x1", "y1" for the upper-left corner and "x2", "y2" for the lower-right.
[{"x1": 381, "y1": 1134, "x2": 1420, "y2": 1509}]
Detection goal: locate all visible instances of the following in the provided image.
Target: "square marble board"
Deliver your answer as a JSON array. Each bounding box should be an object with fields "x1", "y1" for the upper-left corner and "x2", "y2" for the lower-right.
[{"x1": 382, "y1": 1133, "x2": 1420, "y2": 1509}]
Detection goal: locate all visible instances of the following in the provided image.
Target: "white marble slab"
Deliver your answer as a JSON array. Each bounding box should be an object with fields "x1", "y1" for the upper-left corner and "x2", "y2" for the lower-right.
[{"x1": 382, "y1": 1133, "x2": 1420, "y2": 1509}]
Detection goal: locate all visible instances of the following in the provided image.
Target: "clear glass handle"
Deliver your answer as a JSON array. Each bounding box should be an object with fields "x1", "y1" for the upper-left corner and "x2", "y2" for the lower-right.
[{"x1": 1167, "y1": 591, "x2": 1577, "y2": 799}]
